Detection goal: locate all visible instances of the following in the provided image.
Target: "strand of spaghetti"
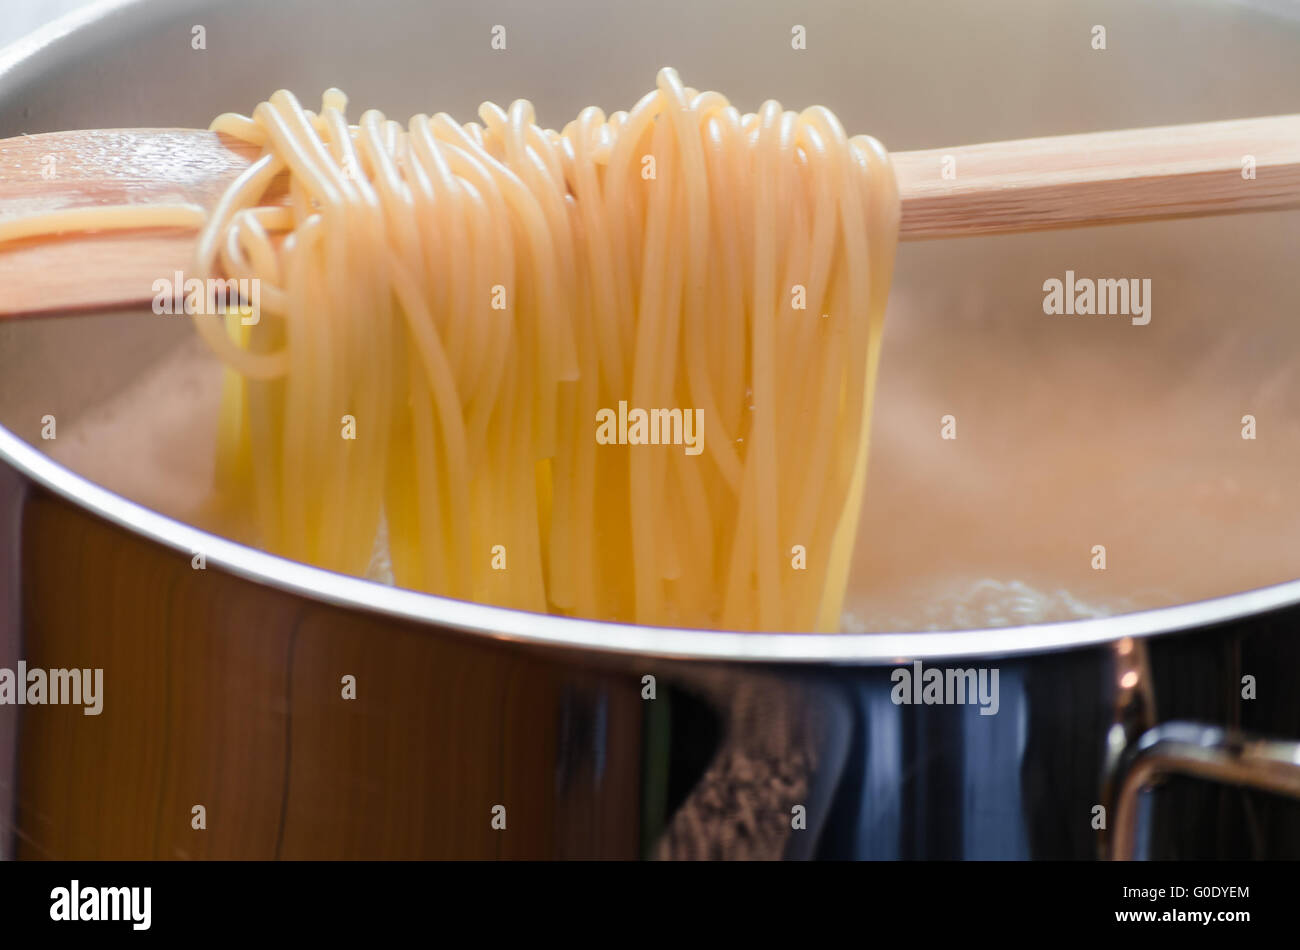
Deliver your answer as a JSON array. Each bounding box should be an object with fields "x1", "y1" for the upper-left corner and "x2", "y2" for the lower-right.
[
  {"x1": 426, "y1": 126, "x2": 521, "y2": 449},
  {"x1": 817, "y1": 136, "x2": 899, "y2": 630},
  {"x1": 192, "y1": 150, "x2": 288, "y2": 379},
  {"x1": 407, "y1": 116, "x2": 476, "y2": 398},
  {"x1": 389, "y1": 259, "x2": 473, "y2": 596},
  {"x1": 749, "y1": 99, "x2": 785, "y2": 630},
  {"x1": 258, "y1": 93, "x2": 351, "y2": 566},
  {"x1": 0, "y1": 203, "x2": 204, "y2": 243},
  {"x1": 627, "y1": 98, "x2": 676, "y2": 622}
]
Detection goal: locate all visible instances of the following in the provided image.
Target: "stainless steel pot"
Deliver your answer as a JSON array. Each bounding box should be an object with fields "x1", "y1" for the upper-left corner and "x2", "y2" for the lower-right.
[{"x1": 1, "y1": 0, "x2": 1299, "y2": 860}]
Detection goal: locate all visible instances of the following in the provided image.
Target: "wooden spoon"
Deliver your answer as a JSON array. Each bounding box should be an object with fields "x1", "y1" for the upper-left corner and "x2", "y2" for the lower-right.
[{"x1": 1, "y1": 114, "x2": 1298, "y2": 318}]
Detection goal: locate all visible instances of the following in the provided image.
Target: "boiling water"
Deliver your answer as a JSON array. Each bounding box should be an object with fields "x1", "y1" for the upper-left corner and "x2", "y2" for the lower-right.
[
  {"x1": 42, "y1": 336, "x2": 1113, "y2": 631},
  {"x1": 37, "y1": 220, "x2": 1300, "y2": 634},
  {"x1": 24, "y1": 339, "x2": 1112, "y2": 631}
]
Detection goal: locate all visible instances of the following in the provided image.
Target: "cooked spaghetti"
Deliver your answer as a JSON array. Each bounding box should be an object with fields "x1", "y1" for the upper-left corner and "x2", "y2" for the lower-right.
[{"x1": 2, "y1": 68, "x2": 900, "y2": 631}]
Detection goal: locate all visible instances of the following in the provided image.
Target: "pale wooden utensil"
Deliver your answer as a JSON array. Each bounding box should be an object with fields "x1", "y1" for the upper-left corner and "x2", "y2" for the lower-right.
[{"x1": 1, "y1": 113, "x2": 1298, "y2": 318}]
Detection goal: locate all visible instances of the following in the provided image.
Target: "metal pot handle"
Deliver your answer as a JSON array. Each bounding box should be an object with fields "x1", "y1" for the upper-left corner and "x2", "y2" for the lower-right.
[{"x1": 1111, "y1": 721, "x2": 1300, "y2": 860}]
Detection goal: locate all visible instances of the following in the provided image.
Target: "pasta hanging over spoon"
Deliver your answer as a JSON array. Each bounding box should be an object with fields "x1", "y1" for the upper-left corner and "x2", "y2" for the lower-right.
[
  {"x1": 188, "y1": 67, "x2": 901, "y2": 632},
  {"x1": 0, "y1": 67, "x2": 896, "y2": 631}
]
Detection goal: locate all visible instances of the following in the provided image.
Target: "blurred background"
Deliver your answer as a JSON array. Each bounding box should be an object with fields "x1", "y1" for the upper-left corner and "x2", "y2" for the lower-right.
[{"x1": 0, "y1": 0, "x2": 97, "y2": 46}]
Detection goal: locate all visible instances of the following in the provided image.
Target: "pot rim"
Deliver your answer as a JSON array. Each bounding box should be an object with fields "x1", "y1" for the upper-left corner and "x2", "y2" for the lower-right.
[
  {"x1": 4, "y1": 425, "x2": 1297, "y2": 664},
  {"x1": 3, "y1": 0, "x2": 1299, "y2": 665}
]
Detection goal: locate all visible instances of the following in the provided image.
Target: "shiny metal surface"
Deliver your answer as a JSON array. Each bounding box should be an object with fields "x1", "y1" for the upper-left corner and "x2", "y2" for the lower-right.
[
  {"x1": 1, "y1": 0, "x2": 1300, "y2": 859},
  {"x1": 10, "y1": 491, "x2": 1300, "y2": 858},
  {"x1": 1112, "y1": 722, "x2": 1300, "y2": 861}
]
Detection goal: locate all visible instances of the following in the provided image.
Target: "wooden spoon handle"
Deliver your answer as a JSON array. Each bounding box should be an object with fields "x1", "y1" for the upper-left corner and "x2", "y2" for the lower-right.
[
  {"x1": 1, "y1": 114, "x2": 1298, "y2": 317},
  {"x1": 892, "y1": 113, "x2": 1300, "y2": 239},
  {"x1": 0, "y1": 131, "x2": 256, "y2": 317}
]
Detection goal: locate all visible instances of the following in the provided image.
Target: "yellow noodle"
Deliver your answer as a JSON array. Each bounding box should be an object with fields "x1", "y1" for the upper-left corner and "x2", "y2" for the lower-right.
[{"x1": 0, "y1": 69, "x2": 900, "y2": 632}]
